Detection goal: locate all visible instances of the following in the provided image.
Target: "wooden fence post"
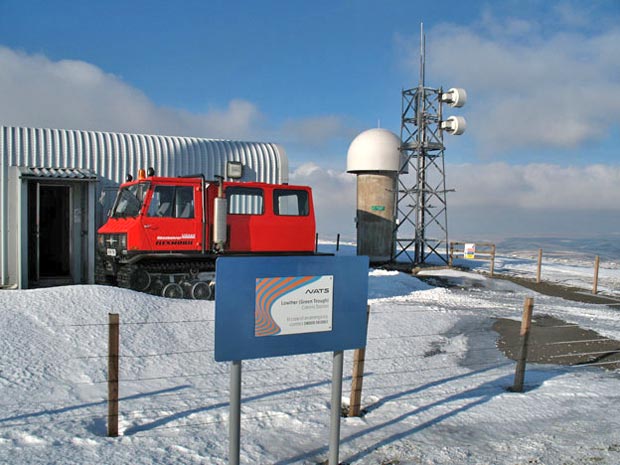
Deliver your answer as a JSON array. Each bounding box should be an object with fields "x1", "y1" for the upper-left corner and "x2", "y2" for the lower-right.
[
  {"x1": 593, "y1": 255, "x2": 600, "y2": 295},
  {"x1": 490, "y1": 244, "x2": 496, "y2": 277},
  {"x1": 512, "y1": 298, "x2": 534, "y2": 393},
  {"x1": 536, "y1": 249, "x2": 543, "y2": 284},
  {"x1": 108, "y1": 313, "x2": 120, "y2": 437},
  {"x1": 449, "y1": 242, "x2": 454, "y2": 267},
  {"x1": 349, "y1": 305, "x2": 370, "y2": 417}
]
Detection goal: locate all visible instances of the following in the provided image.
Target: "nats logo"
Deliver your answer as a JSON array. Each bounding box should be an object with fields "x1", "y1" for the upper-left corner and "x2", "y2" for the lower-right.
[{"x1": 305, "y1": 288, "x2": 330, "y2": 294}]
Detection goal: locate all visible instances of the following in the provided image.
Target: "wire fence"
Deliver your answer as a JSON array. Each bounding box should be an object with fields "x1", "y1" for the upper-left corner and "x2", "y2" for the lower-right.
[
  {"x1": 449, "y1": 242, "x2": 620, "y2": 302},
  {"x1": 1, "y1": 293, "x2": 618, "y2": 445}
]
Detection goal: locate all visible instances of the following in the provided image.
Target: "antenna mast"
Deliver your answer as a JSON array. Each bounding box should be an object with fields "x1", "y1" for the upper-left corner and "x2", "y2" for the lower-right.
[
  {"x1": 393, "y1": 23, "x2": 467, "y2": 265},
  {"x1": 419, "y1": 23, "x2": 425, "y2": 87}
]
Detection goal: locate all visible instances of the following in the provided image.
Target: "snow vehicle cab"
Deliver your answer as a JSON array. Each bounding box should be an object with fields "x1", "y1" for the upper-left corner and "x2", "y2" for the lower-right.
[{"x1": 96, "y1": 169, "x2": 316, "y2": 298}]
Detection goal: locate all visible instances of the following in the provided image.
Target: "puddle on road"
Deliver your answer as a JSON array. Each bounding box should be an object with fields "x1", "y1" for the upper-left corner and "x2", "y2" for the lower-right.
[{"x1": 493, "y1": 314, "x2": 620, "y2": 371}]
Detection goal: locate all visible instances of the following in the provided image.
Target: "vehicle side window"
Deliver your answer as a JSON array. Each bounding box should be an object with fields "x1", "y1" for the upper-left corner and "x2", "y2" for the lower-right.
[
  {"x1": 226, "y1": 187, "x2": 264, "y2": 215},
  {"x1": 175, "y1": 187, "x2": 195, "y2": 218},
  {"x1": 147, "y1": 185, "x2": 195, "y2": 218},
  {"x1": 274, "y1": 189, "x2": 309, "y2": 216}
]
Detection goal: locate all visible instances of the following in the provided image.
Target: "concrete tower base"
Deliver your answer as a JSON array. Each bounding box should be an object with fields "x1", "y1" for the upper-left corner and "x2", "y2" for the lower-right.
[{"x1": 356, "y1": 172, "x2": 397, "y2": 264}]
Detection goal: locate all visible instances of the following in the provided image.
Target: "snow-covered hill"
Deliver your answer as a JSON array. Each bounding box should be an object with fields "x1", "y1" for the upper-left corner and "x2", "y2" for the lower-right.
[{"x1": 1, "y1": 268, "x2": 619, "y2": 464}]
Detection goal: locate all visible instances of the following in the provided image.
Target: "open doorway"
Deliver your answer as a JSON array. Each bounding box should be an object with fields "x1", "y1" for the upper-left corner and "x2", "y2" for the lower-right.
[
  {"x1": 14, "y1": 166, "x2": 97, "y2": 289},
  {"x1": 28, "y1": 183, "x2": 72, "y2": 286}
]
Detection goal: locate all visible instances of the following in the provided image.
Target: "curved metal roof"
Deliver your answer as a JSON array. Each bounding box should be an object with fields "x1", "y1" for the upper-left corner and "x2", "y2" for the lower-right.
[{"x1": 1, "y1": 126, "x2": 288, "y2": 186}]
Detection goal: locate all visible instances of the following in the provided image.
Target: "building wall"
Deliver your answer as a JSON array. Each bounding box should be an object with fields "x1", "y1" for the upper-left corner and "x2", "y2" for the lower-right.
[
  {"x1": 0, "y1": 125, "x2": 289, "y2": 287},
  {"x1": 6, "y1": 167, "x2": 21, "y2": 287}
]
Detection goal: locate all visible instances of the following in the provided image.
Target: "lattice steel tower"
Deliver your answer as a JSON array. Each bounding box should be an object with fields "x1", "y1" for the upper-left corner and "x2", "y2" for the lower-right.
[{"x1": 393, "y1": 24, "x2": 467, "y2": 265}]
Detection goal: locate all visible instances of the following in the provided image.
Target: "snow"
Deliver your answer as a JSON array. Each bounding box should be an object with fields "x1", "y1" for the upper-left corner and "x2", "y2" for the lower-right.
[
  {"x1": 1, "y1": 253, "x2": 620, "y2": 464},
  {"x1": 457, "y1": 238, "x2": 620, "y2": 299}
]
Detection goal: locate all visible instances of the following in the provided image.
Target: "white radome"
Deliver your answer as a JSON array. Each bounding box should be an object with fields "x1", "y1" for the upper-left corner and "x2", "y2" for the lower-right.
[{"x1": 347, "y1": 128, "x2": 402, "y2": 173}]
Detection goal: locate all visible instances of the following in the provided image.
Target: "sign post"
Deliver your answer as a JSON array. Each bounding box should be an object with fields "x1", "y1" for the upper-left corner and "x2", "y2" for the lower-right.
[
  {"x1": 215, "y1": 255, "x2": 369, "y2": 464},
  {"x1": 229, "y1": 360, "x2": 242, "y2": 465},
  {"x1": 329, "y1": 350, "x2": 344, "y2": 465}
]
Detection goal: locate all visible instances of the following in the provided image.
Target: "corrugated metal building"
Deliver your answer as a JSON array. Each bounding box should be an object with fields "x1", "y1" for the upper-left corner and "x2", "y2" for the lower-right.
[{"x1": 0, "y1": 125, "x2": 289, "y2": 289}]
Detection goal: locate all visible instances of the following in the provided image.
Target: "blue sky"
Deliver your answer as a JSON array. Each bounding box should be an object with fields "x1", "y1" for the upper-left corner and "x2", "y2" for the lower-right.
[{"x1": 1, "y1": 0, "x2": 619, "y2": 239}]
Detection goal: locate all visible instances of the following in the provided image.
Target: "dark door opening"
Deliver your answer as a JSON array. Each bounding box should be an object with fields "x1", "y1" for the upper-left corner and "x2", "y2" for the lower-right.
[{"x1": 28, "y1": 183, "x2": 72, "y2": 285}]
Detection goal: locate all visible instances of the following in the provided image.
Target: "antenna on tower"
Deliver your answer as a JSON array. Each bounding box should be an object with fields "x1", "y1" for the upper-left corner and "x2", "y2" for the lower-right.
[
  {"x1": 393, "y1": 22, "x2": 468, "y2": 265},
  {"x1": 419, "y1": 22, "x2": 425, "y2": 88}
]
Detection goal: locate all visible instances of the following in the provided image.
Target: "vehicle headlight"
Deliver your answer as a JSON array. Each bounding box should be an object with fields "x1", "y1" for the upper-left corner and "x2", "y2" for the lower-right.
[{"x1": 99, "y1": 233, "x2": 127, "y2": 257}]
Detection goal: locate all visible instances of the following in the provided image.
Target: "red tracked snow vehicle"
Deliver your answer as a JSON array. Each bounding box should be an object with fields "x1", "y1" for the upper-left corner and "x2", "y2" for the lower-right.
[{"x1": 96, "y1": 169, "x2": 316, "y2": 299}]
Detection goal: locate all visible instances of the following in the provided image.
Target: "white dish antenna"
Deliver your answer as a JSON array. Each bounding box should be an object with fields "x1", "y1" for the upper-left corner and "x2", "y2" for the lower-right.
[
  {"x1": 441, "y1": 88, "x2": 467, "y2": 108},
  {"x1": 441, "y1": 116, "x2": 467, "y2": 135}
]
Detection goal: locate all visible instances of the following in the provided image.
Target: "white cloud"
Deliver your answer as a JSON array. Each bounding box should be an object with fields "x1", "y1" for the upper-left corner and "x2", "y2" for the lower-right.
[
  {"x1": 552, "y1": 2, "x2": 594, "y2": 29},
  {"x1": 292, "y1": 161, "x2": 620, "y2": 238},
  {"x1": 400, "y1": 13, "x2": 620, "y2": 157},
  {"x1": 2, "y1": 44, "x2": 617, "y2": 238},
  {"x1": 447, "y1": 163, "x2": 620, "y2": 210},
  {"x1": 0, "y1": 47, "x2": 177, "y2": 136},
  {"x1": 289, "y1": 162, "x2": 356, "y2": 237},
  {"x1": 0, "y1": 46, "x2": 351, "y2": 149},
  {"x1": 197, "y1": 100, "x2": 265, "y2": 140}
]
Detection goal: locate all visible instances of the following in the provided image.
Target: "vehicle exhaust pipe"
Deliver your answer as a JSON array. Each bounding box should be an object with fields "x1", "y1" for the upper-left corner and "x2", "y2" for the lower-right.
[
  {"x1": 213, "y1": 176, "x2": 227, "y2": 252},
  {"x1": 213, "y1": 197, "x2": 227, "y2": 252}
]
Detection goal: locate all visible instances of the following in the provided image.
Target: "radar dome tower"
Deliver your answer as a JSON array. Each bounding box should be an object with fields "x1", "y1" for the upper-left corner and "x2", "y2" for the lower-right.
[
  {"x1": 347, "y1": 128, "x2": 402, "y2": 263},
  {"x1": 393, "y1": 23, "x2": 467, "y2": 265}
]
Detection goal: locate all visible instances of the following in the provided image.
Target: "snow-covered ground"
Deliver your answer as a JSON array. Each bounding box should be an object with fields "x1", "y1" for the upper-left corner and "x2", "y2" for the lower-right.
[
  {"x1": 1, "y1": 250, "x2": 620, "y2": 464},
  {"x1": 320, "y1": 235, "x2": 620, "y2": 298},
  {"x1": 452, "y1": 237, "x2": 620, "y2": 299}
]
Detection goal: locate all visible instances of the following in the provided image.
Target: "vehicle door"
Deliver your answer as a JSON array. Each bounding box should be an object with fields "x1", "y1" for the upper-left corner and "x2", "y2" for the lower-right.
[
  {"x1": 267, "y1": 188, "x2": 315, "y2": 252},
  {"x1": 142, "y1": 183, "x2": 202, "y2": 251},
  {"x1": 225, "y1": 185, "x2": 266, "y2": 252}
]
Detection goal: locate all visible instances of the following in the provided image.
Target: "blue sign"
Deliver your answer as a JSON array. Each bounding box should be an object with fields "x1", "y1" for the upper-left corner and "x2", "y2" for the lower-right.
[{"x1": 215, "y1": 255, "x2": 369, "y2": 361}]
